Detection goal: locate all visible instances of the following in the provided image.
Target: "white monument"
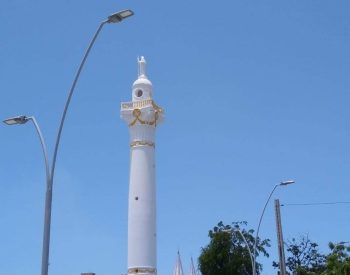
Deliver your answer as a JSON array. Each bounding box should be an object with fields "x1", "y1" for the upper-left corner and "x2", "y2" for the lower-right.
[{"x1": 121, "y1": 57, "x2": 163, "y2": 275}]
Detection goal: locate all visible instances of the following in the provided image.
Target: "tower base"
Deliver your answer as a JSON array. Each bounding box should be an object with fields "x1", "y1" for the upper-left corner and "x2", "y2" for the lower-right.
[{"x1": 128, "y1": 267, "x2": 157, "y2": 275}]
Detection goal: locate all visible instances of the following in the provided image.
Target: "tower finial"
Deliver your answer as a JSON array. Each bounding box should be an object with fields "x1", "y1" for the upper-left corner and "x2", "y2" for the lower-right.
[{"x1": 138, "y1": 56, "x2": 147, "y2": 78}]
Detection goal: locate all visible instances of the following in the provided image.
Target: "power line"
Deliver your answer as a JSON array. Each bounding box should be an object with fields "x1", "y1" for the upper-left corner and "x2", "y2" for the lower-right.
[{"x1": 281, "y1": 201, "x2": 350, "y2": 207}]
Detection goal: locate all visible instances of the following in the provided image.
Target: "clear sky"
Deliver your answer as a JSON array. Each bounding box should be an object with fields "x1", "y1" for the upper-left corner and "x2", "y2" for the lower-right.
[{"x1": 1, "y1": 1, "x2": 350, "y2": 275}]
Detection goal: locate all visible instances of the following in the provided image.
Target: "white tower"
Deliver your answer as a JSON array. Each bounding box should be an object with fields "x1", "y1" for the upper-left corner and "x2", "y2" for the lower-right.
[{"x1": 121, "y1": 57, "x2": 163, "y2": 275}]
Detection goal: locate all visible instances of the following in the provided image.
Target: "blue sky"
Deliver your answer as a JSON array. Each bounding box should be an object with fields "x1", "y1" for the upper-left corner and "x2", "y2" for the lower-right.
[{"x1": 1, "y1": 1, "x2": 350, "y2": 274}]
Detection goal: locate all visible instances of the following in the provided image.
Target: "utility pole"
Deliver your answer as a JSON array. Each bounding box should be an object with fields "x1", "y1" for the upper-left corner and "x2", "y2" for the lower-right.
[{"x1": 275, "y1": 199, "x2": 287, "y2": 275}]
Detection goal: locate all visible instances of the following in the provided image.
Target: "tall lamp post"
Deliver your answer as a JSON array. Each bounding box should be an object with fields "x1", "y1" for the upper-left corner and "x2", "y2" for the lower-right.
[
  {"x1": 252, "y1": 180, "x2": 295, "y2": 275},
  {"x1": 3, "y1": 9, "x2": 134, "y2": 275}
]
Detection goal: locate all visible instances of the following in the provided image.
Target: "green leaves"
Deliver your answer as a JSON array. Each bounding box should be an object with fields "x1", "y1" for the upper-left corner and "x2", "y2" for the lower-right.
[
  {"x1": 198, "y1": 221, "x2": 270, "y2": 275},
  {"x1": 274, "y1": 236, "x2": 350, "y2": 275},
  {"x1": 321, "y1": 242, "x2": 350, "y2": 275},
  {"x1": 280, "y1": 235, "x2": 326, "y2": 274}
]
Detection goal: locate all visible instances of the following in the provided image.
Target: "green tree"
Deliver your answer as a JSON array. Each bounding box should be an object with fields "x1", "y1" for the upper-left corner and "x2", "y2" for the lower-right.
[
  {"x1": 321, "y1": 242, "x2": 350, "y2": 275},
  {"x1": 273, "y1": 236, "x2": 350, "y2": 275},
  {"x1": 198, "y1": 221, "x2": 270, "y2": 275},
  {"x1": 273, "y1": 235, "x2": 326, "y2": 274}
]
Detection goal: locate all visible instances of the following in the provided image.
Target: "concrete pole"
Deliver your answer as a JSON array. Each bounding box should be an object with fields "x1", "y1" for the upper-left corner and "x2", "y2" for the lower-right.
[{"x1": 275, "y1": 199, "x2": 287, "y2": 275}]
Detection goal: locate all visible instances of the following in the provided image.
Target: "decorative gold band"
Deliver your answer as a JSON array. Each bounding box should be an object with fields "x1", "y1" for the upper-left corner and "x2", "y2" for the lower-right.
[
  {"x1": 130, "y1": 141, "x2": 155, "y2": 148},
  {"x1": 128, "y1": 267, "x2": 157, "y2": 274},
  {"x1": 129, "y1": 108, "x2": 159, "y2": 127}
]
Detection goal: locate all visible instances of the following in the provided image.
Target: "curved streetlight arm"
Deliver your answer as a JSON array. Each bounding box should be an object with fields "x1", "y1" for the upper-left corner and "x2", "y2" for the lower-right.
[
  {"x1": 29, "y1": 116, "x2": 54, "y2": 275},
  {"x1": 50, "y1": 20, "x2": 107, "y2": 184},
  {"x1": 41, "y1": 20, "x2": 108, "y2": 275},
  {"x1": 332, "y1": 241, "x2": 350, "y2": 251},
  {"x1": 253, "y1": 184, "x2": 278, "y2": 275},
  {"x1": 3, "y1": 114, "x2": 53, "y2": 275},
  {"x1": 50, "y1": 8, "x2": 134, "y2": 183},
  {"x1": 252, "y1": 180, "x2": 294, "y2": 275},
  {"x1": 27, "y1": 117, "x2": 51, "y2": 185},
  {"x1": 12, "y1": 116, "x2": 53, "y2": 275},
  {"x1": 234, "y1": 229, "x2": 254, "y2": 273},
  {"x1": 223, "y1": 228, "x2": 254, "y2": 273}
]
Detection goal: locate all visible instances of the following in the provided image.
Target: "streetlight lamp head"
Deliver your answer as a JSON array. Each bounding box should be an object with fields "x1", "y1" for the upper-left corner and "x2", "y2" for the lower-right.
[
  {"x1": 280, "y1": 180, "x2": 295, "y2": 186},
  {"x1": 107, "y1": 9, "x2": 134, "y2": 23},
  {"x1": 3, "y1": 115, "x2": 29, "y2": 125}
]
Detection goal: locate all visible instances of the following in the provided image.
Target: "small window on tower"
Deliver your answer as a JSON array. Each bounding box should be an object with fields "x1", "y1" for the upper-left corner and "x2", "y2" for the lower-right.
[{"x1": 136, "y1": 89, "x2": 143, "y2": 97}]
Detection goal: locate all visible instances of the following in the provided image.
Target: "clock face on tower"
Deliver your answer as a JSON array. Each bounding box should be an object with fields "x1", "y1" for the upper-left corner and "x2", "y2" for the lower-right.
[{"x1": 135, "y1": 89, "x2": 143, "y2": 97}]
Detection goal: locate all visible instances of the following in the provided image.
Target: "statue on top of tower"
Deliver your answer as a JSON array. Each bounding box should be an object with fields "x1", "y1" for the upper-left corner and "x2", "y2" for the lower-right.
[{"x1": 138, "y1": 56, "x2": 147, "y2": 78}]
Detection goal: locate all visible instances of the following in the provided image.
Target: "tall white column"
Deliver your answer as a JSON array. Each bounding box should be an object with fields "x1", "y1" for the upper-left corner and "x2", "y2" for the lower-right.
[{"x1": 121, "y1": 57, "x2": 163, "y2": 275}]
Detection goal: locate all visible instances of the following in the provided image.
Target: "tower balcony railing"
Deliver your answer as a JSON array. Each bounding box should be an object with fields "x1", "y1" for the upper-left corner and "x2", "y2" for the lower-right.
[
  {"x1": 121, "y1": 99, "x2": 154, "y2": 110},
  {"x1": 121, "y1": 100, "x2": 163, "y2": 114}
]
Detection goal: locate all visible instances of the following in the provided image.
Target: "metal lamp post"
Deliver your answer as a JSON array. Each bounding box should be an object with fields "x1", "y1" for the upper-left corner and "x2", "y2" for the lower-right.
[
  {"x1": 223, "y1": 228, "x2": 254, "y2": 272},
  {"x1": 252, "y1": 180, "x2": 295, "y2": 275},
  {"x1": 3, "y1": 9, "x2": 134, "y2": 275}
]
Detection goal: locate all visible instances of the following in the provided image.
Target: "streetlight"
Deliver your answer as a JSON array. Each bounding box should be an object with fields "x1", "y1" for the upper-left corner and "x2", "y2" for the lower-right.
[
  {"x1": 3, "y1": 115, "x2": 49, "y2": 177},
  {"x1": 336, "y1": 241, "x2": 349, "y2": 245},
  {"x1": 331, "y1": 241, "x2": 350, "y2": 251},
  {"x1": 107, "y1": 10, "x2": 134, "y2": 23},
  {"x1": 50, "y1": 9, "x2": 134, "y2": 195},
  {"x1": 3, "y1": 115, "x2": 28, "y2": 125},
  {"x1": 222, "y1": 228, "x2": 254, "y2": 273},
  {"x1": 4, "y1": 9, "x2": 134, "y2": 275},
  {"x1": 3, "y1": 115, "x2": 50, "y2": 218},
  {"x1": 252, "y1": 180, "x2": 295, "y2": 275}
]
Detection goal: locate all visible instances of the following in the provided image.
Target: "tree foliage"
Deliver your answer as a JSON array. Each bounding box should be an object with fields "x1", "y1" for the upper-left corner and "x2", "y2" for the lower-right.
[
  {"x1": 273, "y1": 235, "x2": 350, "y2": 275},
  {"x1": 322, "y1": 242, "x2": 350, "y2": 275},
  {"x1": 198, "y1": 221, "x2": 270, "y2": 275},
  {"x1": 273, "y1": 234, "x2": 326, "y2": 274}
]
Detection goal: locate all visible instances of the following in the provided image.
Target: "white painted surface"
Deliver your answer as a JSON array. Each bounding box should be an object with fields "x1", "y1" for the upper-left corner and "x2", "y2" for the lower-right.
[
  {"x1": 173, "y1": 252, "x2": 184, "y2": 275},
  {"x1": 128, "y1": 145, "x2": 156, "y2": 268},
  {"x1": 121, "y1": 57, "x2": 163, "y2": 275}
]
